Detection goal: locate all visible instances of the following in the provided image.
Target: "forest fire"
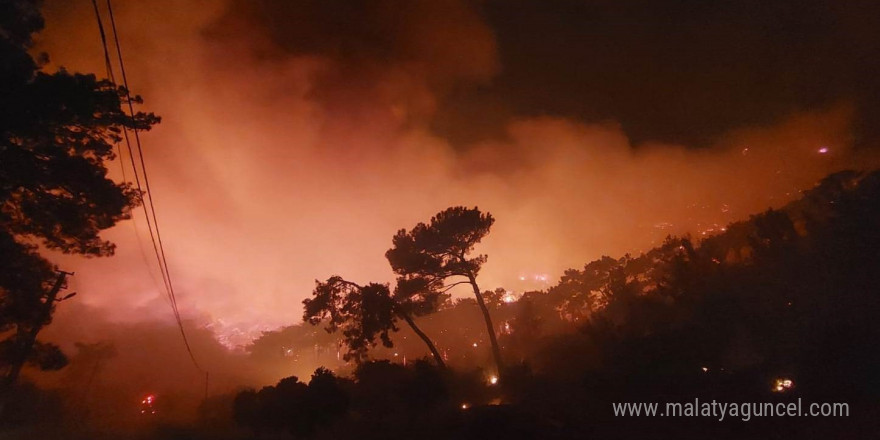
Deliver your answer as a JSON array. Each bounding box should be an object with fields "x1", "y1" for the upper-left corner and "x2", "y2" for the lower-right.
[
  {"x1": 2, "y1": 0, "x2": 879, "y2": 439},
  {"x1": 502, "y1": 291, "x2": 518, "y2": 304},
  {"x1": 139, "y1": 394, "x2": 157, "y2": 415},
  {"x1": 774, "y1": 379, "x2": 795, "y2": 393}
]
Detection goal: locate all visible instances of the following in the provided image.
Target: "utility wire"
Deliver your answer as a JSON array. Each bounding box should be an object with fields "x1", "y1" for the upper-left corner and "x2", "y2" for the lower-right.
[
  {"x1": 91, "y1": 0, "x2": 164, "y2": 296},
  {"x1": 89, "y1": 0, "x2": 114, "y2": 81},
  {"x1": 106, "y1": 0, "x2": 201, "y2": 371},
  {"x1": 91, "y1": 0, "x2": 203, "y2": 372},
  {"x1": 90, "y1": 0, "x2": 172, "y2": 307}
]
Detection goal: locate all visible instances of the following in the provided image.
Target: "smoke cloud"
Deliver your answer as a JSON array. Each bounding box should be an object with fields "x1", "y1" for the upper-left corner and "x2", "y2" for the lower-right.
[{"x1": 31, "y1": 0, "x2": 876, "y2": 356}]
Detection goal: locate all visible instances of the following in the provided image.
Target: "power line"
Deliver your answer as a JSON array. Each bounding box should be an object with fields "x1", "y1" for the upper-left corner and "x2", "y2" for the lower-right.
[
  {"x1": 106, "y1": 0, "x2": 201, "y2": 371},
  {"x1": 91, "y1": 0, "x2": 203, "y2": 373},
  {"x1": 89, "y1": 0, "x2": 114, "y2": 82},
  {"x1": 90, "y1": 0, "x2": 165, "y2": 297},
  {"x1": 103, "y1": 1, "x2": 171, "y2": 300},
  {"x1": 90, "y1": 0, "x2": 173, "y2": 312}
]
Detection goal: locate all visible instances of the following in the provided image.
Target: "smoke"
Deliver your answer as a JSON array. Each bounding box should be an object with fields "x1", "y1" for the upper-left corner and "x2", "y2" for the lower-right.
[
  {"x1": 31, "y1": 302, "x2": 265, "y2": 432},
  {"x1": 30, "y1": 0, "x2": 876, "y2": 357}
]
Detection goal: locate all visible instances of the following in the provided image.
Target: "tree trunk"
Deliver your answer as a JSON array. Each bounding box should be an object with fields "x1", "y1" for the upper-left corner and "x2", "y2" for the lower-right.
[
  {"x1": 0, "y1": 271, "x2": 68, "y2": 418},
  {"x1": 467, "y1": 273, "x2": 504, "y2": 376},
  {"x1": 2, "y1": 271, "x2": 68, "y2": 391},
  {"x1": 398, "y1": 312, "x2": 446, "y2": 369}
]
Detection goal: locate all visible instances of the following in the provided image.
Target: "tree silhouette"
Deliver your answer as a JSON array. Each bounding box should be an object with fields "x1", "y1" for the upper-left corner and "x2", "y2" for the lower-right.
[
  {"x1": 233, "y1": 368, "x2": 349, "y2": 437},
  {"x1": 0, "y1": 0, "x2": 159, "y2": 391},
  {"x1": 482, "y1": 287, "x2": 508, "y2": 310},
  {"x1": 389, "y1": 275, "x2": 449, "y2": 367},
  {"x1": 303, "y1": 276, "x2": 446, "y2": 367},
  {"x1": 548, "y1": 256, "x2": 618, "y2": 322},
  {"x1": 385, "y1": 206, "x2": 503, "y2": 375},
  {"x1": 303, "y1": 277, "x2": 396, "y2": 364}
]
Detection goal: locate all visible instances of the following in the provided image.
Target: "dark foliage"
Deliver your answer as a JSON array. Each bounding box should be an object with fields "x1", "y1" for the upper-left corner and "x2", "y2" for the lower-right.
[
  {"x1": 250, "y1": 170, "x2": 880, "y2": 439},
  {"x1": 303, "y1": 277, "x2": 398, "y2": 363},
  {"x1": 386, "y1": 206, "x2": 503, "y2": 373},
  {"x1": 0, "y1": 0, "x2": 159, "y2": 386},
  {"x1": 233, "y1": 368, "x2": 349, "y2": 437}
]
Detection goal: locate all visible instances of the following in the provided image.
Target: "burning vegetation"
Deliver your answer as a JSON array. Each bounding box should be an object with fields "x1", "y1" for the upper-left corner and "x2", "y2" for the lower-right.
[
  {"x1": 2, "y1": 0, "x2": 880, "y2": 439},
  {"x1": 227, "y1": 170, "x2": 880, "y2": 438}
]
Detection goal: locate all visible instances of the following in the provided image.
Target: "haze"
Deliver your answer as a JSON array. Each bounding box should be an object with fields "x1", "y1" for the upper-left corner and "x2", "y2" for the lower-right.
[{"x1": 33, "y1": 0, "x2": 876, "y2": 350}]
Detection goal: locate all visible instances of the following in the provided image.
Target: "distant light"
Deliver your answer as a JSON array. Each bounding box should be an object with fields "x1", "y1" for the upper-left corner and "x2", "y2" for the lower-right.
[
  {"x1": 701, "y1": 367, "x2": 708, "y2": 372},
  {"x1": 818, "y1": 147, "x2": 829, "y2": 154},
  {"x1": 461, "y1": 403, "x2": 470, "y2": 410},
  {"x1": 473, "y1": 342, "x2": 478, "y2": 348},
  {"x1": 519, "y1": 276, "x2": 525, "y2": 281},
  {"x1": 773, "y1": 378, "x2": 794, "y2": 392},
  {"x1": 140, "y1": 394, "x2": 158, "y2": 416},
  {"x1": 489, "y1": 375, "x2": 499, "y2": 385}
]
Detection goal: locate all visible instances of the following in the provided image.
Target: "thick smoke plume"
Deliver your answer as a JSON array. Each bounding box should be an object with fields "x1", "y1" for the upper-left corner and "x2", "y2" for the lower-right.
[{"x1": 33, "y1": 0, "x2": 875, "y2": 355}]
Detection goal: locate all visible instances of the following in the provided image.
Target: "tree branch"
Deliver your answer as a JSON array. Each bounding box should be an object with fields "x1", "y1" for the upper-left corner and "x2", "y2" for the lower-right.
[
  {"x1": 332, "y1": 278, "x2": 364, "y2": 290},
  {"x1": 439, "y1": 280, "x2": 470, "y2": 294}
]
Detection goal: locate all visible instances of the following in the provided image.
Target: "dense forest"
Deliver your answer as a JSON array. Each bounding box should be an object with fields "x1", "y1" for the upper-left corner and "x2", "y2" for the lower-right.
[{"x1": 223, "y1": 169, "x2": 880, "y2": 439}]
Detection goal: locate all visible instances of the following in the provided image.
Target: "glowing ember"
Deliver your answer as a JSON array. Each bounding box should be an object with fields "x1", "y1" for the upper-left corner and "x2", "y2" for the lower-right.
[
  {"x1": 139, "y1": 394, "x2": 158, "y2": 415},
  {"x1": 501, "y1": 289, "x2": 522, "y2": 304},
  {"x1": 489, "y1": 375, "x2": 499, "y2": 385},
  {"x1": 818, "y1": 147, "x2": 829, "y2": 154},
  {"x1": 773, "y1": 378, "x2": 794, "y2": 392}
]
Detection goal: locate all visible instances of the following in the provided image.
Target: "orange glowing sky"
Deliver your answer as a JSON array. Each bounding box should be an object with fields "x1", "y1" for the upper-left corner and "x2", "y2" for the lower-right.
[{"x1": 34, "y1": 0, "x2": 878, "y2": 346}]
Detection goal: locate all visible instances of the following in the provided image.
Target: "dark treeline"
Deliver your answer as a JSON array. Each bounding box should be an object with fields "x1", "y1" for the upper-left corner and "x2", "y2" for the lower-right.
[{"x1": 226, "y1": 169, "x2": 880, "y2": 439}]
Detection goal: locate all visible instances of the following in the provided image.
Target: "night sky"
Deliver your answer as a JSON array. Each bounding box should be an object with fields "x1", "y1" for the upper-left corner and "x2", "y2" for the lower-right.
[{"x1": 211, "y1": 0, "x2": 880, "y2": 147}]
